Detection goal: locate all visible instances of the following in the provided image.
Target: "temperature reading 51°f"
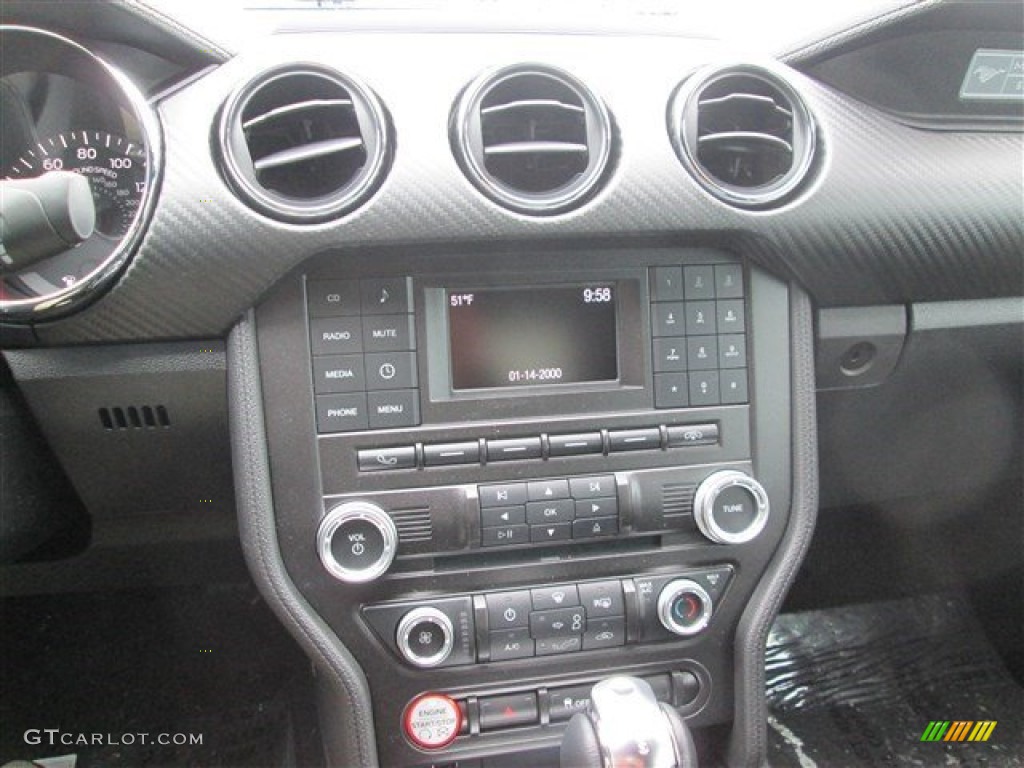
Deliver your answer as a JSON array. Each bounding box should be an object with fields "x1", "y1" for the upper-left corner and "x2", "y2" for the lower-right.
[{"x1": 449, "y1": 293, "x2": 475, "y2": 307}]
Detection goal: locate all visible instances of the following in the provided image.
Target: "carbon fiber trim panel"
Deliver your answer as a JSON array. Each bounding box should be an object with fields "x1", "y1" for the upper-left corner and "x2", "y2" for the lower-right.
[{"x1": 30, "y1": 31, "x2": 1022, "y2": 344}]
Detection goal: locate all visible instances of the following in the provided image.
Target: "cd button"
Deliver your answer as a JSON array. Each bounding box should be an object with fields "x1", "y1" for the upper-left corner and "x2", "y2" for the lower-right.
[
  {"x1": 569, "y1": 475, "x2": 616, "y2": 499},
  {"x1": 357, "y1": 446, "x2": 416, "y2": 472},
  {"x1": 365, "y1": 351, "x2": 418, "y2": 390},
  {"x1": 307, "y1": 280, "x2": 361, "y2": 317},
  {"x1": 527, "y1": 479, "x2": 569, "y2": 501},
  {"x1": 486, "y1": 437, "x2": 542, "y2": 462},
  {"x1": 574, "y1": 497, "x2": 618, "y2": 518},
  {"x1": 424, "y1": 441, "x2": 479, "y2": 466},
  {"x1": 548, "y1": 433, "x2": 603, "y2": 457},
  {"x1": 479, "y1": 482, "x2": 528, "y2": 508}
]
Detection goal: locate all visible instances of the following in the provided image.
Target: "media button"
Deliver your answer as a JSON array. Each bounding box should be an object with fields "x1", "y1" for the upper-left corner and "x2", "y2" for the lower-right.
[
  {"x1": 424, "y1": 441, "x2": 480, "y2": 466},
  {"x1": 574, "y1": 497, "x2": 618, "y2": 518},
  {"x1": 481, "y1": 506, "x2": 526, "y2": 527},
  {"x1": 367, "y1": 390, "x2": 420, "y2": 429},
  {"x1": 569, "y1": 475, "x2": 616, "y2": 499},
  {"x1": 357, "y1": 446, "x2": 417, "y2": 472},
  {"x1": 526, "y1": 499, "x2": 574, "y2": 525},
  {"x1": 527, "y1": 479, "x2": 570, "y2": 501},
  {"x1": 365, "y1": 351, "x2": 418, "y2": 390},
  {"x1": 486, "y1": 437, "x2": 542, "y2": 462},
  {"x1": 548, "y1": 432, "x2": 603, "y2": 457},
  {"x1": 313, "y1": 354, "x2": 366, "y2": 394},
  {"x1": 481, "y1": 525, "x2": 529, "y2": 547},
  {"x1": 530, "y1": 523, "x2": 573, "y2": 543},
  {"x1": 479, "y1": 482, "x2": 528, "y2": 508}
]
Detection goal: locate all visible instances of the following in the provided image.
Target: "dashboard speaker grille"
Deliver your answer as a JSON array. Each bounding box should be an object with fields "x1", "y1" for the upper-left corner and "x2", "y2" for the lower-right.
[
  {"x1": 670, "y1": 63, "x2": 816, "y2": 208},
  {"x1": 452, "y1": 64, "x2": 612, "y2": 215},
  {"x1": 218, "y1": 65, "x2": 391, "y2": 223},
  {"x1": 99, "y1": 405, "x2": 170, "y2": 431}
]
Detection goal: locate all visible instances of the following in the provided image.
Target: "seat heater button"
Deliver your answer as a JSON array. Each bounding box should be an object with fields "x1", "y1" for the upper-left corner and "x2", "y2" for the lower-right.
[{"x1": 403, "y1": 693, "x2": 462, "y2": 750}]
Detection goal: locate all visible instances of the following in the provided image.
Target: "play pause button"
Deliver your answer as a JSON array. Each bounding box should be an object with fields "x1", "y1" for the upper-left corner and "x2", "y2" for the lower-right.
[{"x1": 575, "y1": 497, "x2": 618, "y2": 518}]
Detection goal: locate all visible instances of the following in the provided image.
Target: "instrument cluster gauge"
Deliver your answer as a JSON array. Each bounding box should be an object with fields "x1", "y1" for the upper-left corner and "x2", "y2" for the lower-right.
[{"x1": 0, "y1": 25, "x2": 161, "y2": 322}]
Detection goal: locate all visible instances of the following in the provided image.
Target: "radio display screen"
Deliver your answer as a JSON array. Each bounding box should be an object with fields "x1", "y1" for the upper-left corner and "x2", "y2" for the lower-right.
[{"x1": 448, "y1": 284, "x2": 619, "y2": 390}]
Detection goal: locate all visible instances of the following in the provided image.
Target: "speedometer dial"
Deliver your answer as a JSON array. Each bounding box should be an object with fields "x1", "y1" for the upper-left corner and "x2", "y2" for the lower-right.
[{"x1": 4, "y1": 131, "x2": 148, "y2": 238}]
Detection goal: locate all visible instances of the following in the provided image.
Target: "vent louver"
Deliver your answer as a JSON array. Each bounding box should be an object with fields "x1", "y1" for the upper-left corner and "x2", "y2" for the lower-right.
[
  {"x1": 669, "y1": 64, "x2": 816, "y2": 208},
  {"x1": 218, "y1": 65, "x2": 390, "y2": 223},
  {"x1": 452, "y1": 65, "x2": 612, "y2": 215}
]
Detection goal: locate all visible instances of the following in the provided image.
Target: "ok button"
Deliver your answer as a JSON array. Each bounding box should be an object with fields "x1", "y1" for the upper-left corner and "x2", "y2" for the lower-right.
[{"x1": 526, "y1": 499, "x2": 575, "y2": 525}]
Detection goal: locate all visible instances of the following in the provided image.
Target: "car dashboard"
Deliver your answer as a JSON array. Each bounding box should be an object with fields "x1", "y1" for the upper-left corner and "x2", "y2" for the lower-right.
[{"x1": 0, "y1": 2, "x2": 1021, "y2": 767}]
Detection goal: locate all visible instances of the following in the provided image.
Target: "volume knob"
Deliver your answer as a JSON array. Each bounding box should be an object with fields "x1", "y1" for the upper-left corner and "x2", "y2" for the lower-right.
[
  {"x1": 693, "y1": 470, "x2": 770, "y2": 544},
  {"x1": 317, "y1": 501, "x2": 398, "y2": 583}
]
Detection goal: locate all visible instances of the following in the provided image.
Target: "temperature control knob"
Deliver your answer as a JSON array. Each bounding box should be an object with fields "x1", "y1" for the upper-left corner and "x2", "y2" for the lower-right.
[
  {"x1": 396, "y1": 607, "x2": 455, "y2": 668},
  {"x1": 693, "y1": 470, "x2": 770, "y2": 544},
  {"x1": 657, "y1": 579, "x2": 712, "y2": 636},
  {"x1": 316, "y1": 501, "x2": 397, "y2": 583}
]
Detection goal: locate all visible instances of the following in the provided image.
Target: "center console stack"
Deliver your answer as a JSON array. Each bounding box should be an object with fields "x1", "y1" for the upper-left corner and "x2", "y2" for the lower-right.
[{"x1": 251, "y1": 245, "x2": 796, "y2": 767}]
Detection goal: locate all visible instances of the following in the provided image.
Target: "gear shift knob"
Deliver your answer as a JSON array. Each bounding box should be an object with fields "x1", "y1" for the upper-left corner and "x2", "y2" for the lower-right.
[{"x1": 560, "y1": 676, "x2": 697, "y2": 768}]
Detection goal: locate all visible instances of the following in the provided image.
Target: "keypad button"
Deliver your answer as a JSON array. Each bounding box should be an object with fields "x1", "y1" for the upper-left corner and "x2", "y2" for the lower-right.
[
  {"x1": 310, "y1": 317, "x2": 363, "y2": 355},
  {"x1": 313, "y1": 354, "x2": 366, "y2": 394},
  {"x1": 653, "y1": 338, "x2": 688, "y2": 372},
  {"x1": 362, "y1": 314, "x2": 415, "y2": 353},
  {"x1": 651, "y1": 267, "x2": 684, "y2": 301},
  {"x1": 315, "y1": 393, "x2": 368, "y2": 433},
  {"x1": 365, "y1": 351, "x2": 418, "y2": 390},
  {"x1": 685, "y1": 301, "x2": 717, "y2": 335},
  {"x1": 481, "y1": 525, "x2": 529, "y2": 547},
  {"x1": 548, "y1": 433, "x2": 603, "y2": 457},
  {"x1": 489, "y1": 629, "x2": 534, "y2": 661},
  {"x1": 578, "y1": 580, "x2": 625, "y2": 617},
  {"x1": 360, "y1": 277, "x2": 412, "y2": 316},
  {"x1": 308, "y1": 280, "x2": 361, "y2": 317},
  {"x1": 367, "y1": 389, "x2": 420, "y2": 429},
  {"x1": 715, "y1": 264, "x2": 744, "y2": 298},
  {"x1": 479, "y1": 483, "x2": 529, "y2": 508},
  {"x1": 485, "y1": 591, "x2": 532, "y2": 629},
  {"x1": 720, "y1": 369, "x2": 749, "y2": 404},
  {"x1": 572, "y1": 516, "x2": 619, "y2": 539},
  {"x1": 655, "y1": 372, "x2": 690, "y2": 408},
  {"x1": 718, "y1": 334, "x2": 747, "y2": 369},
  {"x1": 652, "y1": 302, "x2": 686, "y2": 337},
  {"x1": 530, "y1": 607, "x2": 587, "y2": 639},
  {"x1": 568, "y1": 475, "x2": 616, "y2": 499},
  {"x1": 575, "y1": 498, "x2": 618, "y2": 518},
  {"x1": 684, "y1": 265, "x2": 716, "y2": 300},
  {"x1": 530, "y1": 523, "x2": 573, "y2": 543},
  {"x1": 687, "y1": 336, "x2": 719, "y2": 371},
  {"x1": 689, "y1": 372, "x2": 721, "y2": 406},
  {"x1": 481, "y1": 506, "x2": 526, "y2": 527},
  {"x1": 527, "y1": 479, "x2": 569, "y2": 501},
  {"x1": 716, "y1": 299, "x2": 745, "y2": 332},
  {"x1": 531, "y1": 585, "x2": 580, "y2": 610},
  {"x1": 526, "y1": 499, "x2": 575, "y2": 525}
]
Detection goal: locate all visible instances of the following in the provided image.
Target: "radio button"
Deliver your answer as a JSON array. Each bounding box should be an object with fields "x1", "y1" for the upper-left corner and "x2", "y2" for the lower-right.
[
  {"x1": 653, "y1": 338, "x2": 688, "y2": 372},
  {"x1": 485, "y1": 591, "x2": 532, "y2": 629},
  {"x1": 652, "y1": 302, "x2": 686, "y2": 337},
  {"x1": 689, "y1": 372, "x2": 721, "y2": 407},
  {"x1": 608, "y1": 428, "x2": 661, "y2": 452},
  {"x1": 578, "y1": 580, "x2": 625, "y2": 617},
  {"x1": 481, "y1": 505, "x2": 526, "y2": 527},
  {"x1": 526, "y1": 499, "x2": 574, "y2": 525},
  {"x1": 686, "y1": 336, "x2": 719, "y2": 371},
  {"x1": 569, "y1": 475, "x2": 616, "y2": 499},
  {"x1": 310, "y1": 317, "x2": 363, "y2": 355},
  {"x1": 486, "y1": 437, "x2": 542, "y2": 462},
  {"x1": 655, "y1": 372, "x2": 690, "y2": 408},
  {"x1": 479, "y1": 482, "x2": 528, "y2": 508},
  {"x1": 530, "y1": 606, "x2": 586, "y2": 639},
  {"x1": 357, "y1": 446, "x2": 416, "y2": 472},
  {"x1": 527, "y1": 479, "x2": 569, "y2": 501},
  {"x1": 362, "y1": 314, "x2": 416, "y2": 353},
  {"x1": 531, "y1": 585, "x2": 580, "y2": 610},
  {"x1": 367, "y1": 390, "x2": 420, "y2": 429},
  {"x1": 530, "y1": 523, "x2": 573, "y2": 543},
  {"x1": 548, "y1": 432, "x2": 603, "y2": 457},
  {"x1": 489, "y1": 628, "x2": 534, "y2": 661},
  {"x1": 574, "y1": 497, "x2": 618, "y2": 518},
  {"x1": 651, "y1": 266, "x2": 684, "y2": 301},
  {"x1": 481, "y1": 525, "x2": 529, "y2": 547},
  {"x1": 536, "y1": 636, "x2": 582, "y2": 656},
  {"x1": 365, "y1": 351, "x2": 418, "y2": 390},
  {"x1": 684, "y1": 265, "x2": 716, "y2": 300},
  {"x1": 572, "y1": 516, "x2": 619, "y2": 539},
  {"x1": 308, "y1": 279, "x2": 361, "y2": 317},
  {"x1": 360, "y1": 277, "x2": 412, "y2": 316},
  {"x1": 583, "y1": 616, "x2": 626, "y2": 650},
  {"x1": 714, "y1": 264, "x2": 744, "y2": 298},
  {"x1": 424, "y1": 441, "x2": 479, "y2": 466}
]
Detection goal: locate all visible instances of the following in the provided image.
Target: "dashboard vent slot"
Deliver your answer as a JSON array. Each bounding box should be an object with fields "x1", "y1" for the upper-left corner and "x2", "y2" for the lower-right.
[
  {"x1": 669, "y1": 64, "x2": 816, "y2": 208},
  {"x1": 218, "y1": 65, "x2": 391, "y2": 223},
  {"x1": 392, "y1": 508, "x2": 433, "y2": 545},
  {"x1": 662, "y1": 483, "x2": 696, "y2": 527},
  {"x1": 99, "y1": 405, "x2": 170, "y2": 431},
  {"x1": 452, "y1": 64, "x2": 612, "y2": 215}
]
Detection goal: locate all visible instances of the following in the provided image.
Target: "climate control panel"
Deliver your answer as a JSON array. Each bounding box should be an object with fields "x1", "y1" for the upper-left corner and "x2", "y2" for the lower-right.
[{"x1": 362, "y1": 567, "x2": 733, "y2": 669}]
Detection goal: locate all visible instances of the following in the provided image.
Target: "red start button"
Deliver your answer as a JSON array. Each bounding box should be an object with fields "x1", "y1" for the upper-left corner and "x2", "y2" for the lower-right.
[{"x1": 403, "y1": 693, "x2": 462, "y2": 750}]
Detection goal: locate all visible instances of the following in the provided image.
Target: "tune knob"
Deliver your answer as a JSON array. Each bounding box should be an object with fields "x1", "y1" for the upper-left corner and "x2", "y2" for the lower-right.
[
  {"x1": 316, "y1": 501, "x2": 398, "y2": 583},
  {"x1": 657, "y1": 579, "x2": 712, "y2": 636},
  {"x1": 396, "y1": 607, "x2": 455, "y2": 668},
  {"x1": 693, "y1": 470, "x2": 770, "y2": 544}
]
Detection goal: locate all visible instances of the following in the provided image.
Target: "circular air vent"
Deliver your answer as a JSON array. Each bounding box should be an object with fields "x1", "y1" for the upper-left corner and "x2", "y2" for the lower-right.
[
  {"x1": 451, "y1": 64, "x2": 612, "y2": 215},
  {"x1": 669, "y1": 63, "x2": 816, "y2": 208},
  {"x1": 218, "y1": 65, "x2": 390, "y2": 223}
]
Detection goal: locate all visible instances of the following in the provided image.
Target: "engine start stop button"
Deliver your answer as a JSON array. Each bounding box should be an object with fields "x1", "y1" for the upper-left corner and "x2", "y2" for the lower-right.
[{"x1": 403, "y1": 693, "x2": 462, "y2": 750}]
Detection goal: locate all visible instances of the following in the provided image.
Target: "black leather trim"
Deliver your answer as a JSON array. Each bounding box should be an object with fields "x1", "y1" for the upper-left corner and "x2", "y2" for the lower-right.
[
  {"x1": 227, "y1": 311, "x2": 379, "y2": 767},
  {"x1": 727, "y1": 286, "x2": 819, "y2": 767}
]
